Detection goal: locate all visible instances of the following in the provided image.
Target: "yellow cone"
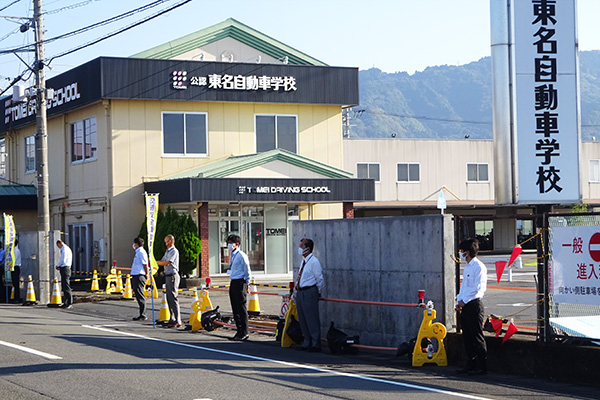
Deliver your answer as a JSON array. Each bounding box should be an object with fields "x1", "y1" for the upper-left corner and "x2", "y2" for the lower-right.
[
  {"x1": 47, "y1": 278, "x2": 63, "y2": 308},
  {"x1": 144, "y1": 274, "x2": 158, "y2": 299},
  {"x1": 158, "y1": 284, "x2": 170, "y2": 323},
  {"x1": 90, "y1": 270, "x2": 100, "y2": 292},
  {"x1": 10, "y1": 286, "x2": 14, "y2": 300},
  {"x1": 23, "y1": 275, "x2": 37, "y2": 306},
  {"x1": 189, "y1": 288, "x2": 199, "y2": 328},
  {"x1": 115, "y1": 271, "x2": 123, "y2": 294},
  {"x1": 122, "y1": 274, "x2": 134, "y2": 300},
  {"x1": 248, "y1": 279, "x2": 260, "y2": 316}
]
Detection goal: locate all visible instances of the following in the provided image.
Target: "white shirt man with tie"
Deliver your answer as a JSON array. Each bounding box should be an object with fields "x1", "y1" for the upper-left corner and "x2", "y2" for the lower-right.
[
  {"x1": 56, "y1": 240, "x2": 73, "y2": 309},
  {"x1": 226, "y1": 234, "x2": 251, "y2": 341},
  {"x1": 295, "y1": 238, "x2": 325, "y2": 352}
]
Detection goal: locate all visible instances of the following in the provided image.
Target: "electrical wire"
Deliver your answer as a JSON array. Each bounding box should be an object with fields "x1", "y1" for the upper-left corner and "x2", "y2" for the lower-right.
[
  {"x1": 0, "y1": 0, "x2": 23, "y2": 13},
  {"x1": 48, "y1": 0, "x2": 191, "y2": 61},
  {"x1": 42, "y1": 0, "x2": 95, "y2": 15},
  {"x1": 363, "y1": 109, "x2": 493, "y2": 126}
]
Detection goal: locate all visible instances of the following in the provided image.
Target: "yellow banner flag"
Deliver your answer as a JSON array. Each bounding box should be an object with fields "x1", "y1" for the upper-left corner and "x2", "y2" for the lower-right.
[
  {"x1": 3, "y1": 213, "x2": 16, "y2": 272},
  {"x1": 145, "y1": 193, "x2": 159, "y2": 275}
]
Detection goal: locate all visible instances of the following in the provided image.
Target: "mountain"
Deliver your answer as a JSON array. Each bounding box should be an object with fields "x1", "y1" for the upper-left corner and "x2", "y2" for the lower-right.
[{"x1": 351, "y1": 50, "x2": 600, "y2": 141}]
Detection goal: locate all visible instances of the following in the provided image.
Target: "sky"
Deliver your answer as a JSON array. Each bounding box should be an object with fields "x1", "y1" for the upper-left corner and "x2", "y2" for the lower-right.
[{"x1": 1, "y1": 0, "x2": 600, "y2": 87}]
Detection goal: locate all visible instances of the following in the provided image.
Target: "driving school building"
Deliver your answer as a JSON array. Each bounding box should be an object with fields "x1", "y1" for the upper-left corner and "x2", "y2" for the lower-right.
[{"x1": 0, "y1": 19, "x2": 373, "y2": 277}]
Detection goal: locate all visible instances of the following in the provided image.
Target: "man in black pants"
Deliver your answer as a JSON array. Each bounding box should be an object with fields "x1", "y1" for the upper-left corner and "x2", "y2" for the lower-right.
[
  {"x1": 226, "y1": 235, "x2": 251, "y2": 341},
  {"x1": 456, "y1": 238, "x2": 488, "y2": 375}
]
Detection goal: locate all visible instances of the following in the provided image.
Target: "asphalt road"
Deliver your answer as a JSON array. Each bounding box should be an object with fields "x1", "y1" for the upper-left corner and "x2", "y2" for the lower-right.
[{"x1": 0, "y1": 301, "x2": 597, "y2": 400}]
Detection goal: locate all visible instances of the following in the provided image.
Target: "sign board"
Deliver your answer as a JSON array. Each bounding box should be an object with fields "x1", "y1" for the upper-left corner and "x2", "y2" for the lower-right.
[
  {"x1": 437, "y1": 189, "x2": 447, "y2": 214},
  {"x1": 551, "y1": 226, "x2": 600, "y2": 305},
  {"x1": 513, "y1": 0, "x2": 580, "y2": 204}
]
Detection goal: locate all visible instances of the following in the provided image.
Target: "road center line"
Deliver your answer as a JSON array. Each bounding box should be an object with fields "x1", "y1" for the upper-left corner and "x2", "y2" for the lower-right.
[
  {"x1": 83, "y1": 325, "x2": 491, "y2": 400},
  {"x1": 0, "y1": 339, "x2": 62, "y2": 360}
]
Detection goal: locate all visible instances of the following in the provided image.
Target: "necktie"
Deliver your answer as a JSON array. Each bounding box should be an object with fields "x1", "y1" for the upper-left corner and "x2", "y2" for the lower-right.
[{"x1": 296, "y1": 259, "x2": 306, "y2": 289}]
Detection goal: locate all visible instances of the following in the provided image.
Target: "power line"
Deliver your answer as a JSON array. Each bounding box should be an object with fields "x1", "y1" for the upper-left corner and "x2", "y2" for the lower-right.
[
  {"x1": 42, "y1": 0, "x2": 95, "y2": 15},
  {"x1": 363, "y1": 109, "x2": 493, "y2": 125},
  {"x1": 48, "y1": 0, "x2": 191, "y2": 61},
  {"x1": 0, "y1": 0, "x2": 23, "y2": 13}
]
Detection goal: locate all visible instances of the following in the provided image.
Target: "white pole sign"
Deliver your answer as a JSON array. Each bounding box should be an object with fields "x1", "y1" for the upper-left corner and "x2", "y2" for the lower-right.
[
  {"x1": 551, "y1": 226, "x2": 600, "y2": 305},
  {"x1": 513, "y1": 0, "x2": 580, "y2": 204}
]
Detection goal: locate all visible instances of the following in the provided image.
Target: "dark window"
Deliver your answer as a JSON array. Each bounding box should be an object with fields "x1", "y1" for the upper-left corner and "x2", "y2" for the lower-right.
[
  {"x1": 25, "y1": 135, "x2": 35, "y2": 173},
  {"x1": 71, "y1": 116, "x2": 97, "y2": 163},
  {"x1": 163, "y1": 113, "x2": 207, "y2": 156},
  {"x1": 467, "y1": 163, "x2": 489, "y2": 182},
  {"x1": 397, "y1": 163, "x2": 420, "y2": 182},
  {"x1": 357, "y1": 163, "x2": 380, "y2": 182},
  {"x1": 256, "y1": 115, "x2": 297, "y2": 153}
]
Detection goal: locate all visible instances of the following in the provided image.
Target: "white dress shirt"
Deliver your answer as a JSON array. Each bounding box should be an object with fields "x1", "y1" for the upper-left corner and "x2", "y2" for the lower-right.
[
  {"x1": 457, "y1": 256, "x2": 487, "y2": 305},
  {"x1": 58, "y1": 244, "x2": 73, "y2": 268},
  {"x1": 131, "y1": 247, "x2": 149, "y2": 275},
  {"x1": 297, "y1": 253, "x2": 325, "y2": 293}
]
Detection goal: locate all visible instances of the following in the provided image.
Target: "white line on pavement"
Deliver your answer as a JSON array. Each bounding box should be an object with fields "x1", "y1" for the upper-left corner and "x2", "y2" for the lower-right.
[
  {"x1": 0, "y1": 339, "x2": 62, "y2": 360},
  {"x1": 82, "y1": 325, "x2": 492, "y2": 400}
]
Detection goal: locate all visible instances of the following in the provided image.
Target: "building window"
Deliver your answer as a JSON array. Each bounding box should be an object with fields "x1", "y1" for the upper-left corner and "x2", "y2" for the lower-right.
[
  {"x1": 25, "y1": 135, "x2": 35, "y2": 173},
  {"x1": 0, "y1": 138, "x2": 6, "y2": 177},
  {"x1": 397, "y1": 163, "x2": 420, "y2": 182},
  {"x1": 162, "y1": 112, "x2": 208, "y2": 156},
  {"x1": 255, "y1": 115, "x2": 297, "y2": 153},
  {"x1": 357, "y1": 163, "x2": 380, "y2": 182},
  {"x1": 590, "y1": 160, "x2": 600, "y2": 182},
  {"x1": 467, "y1": 163, "x2": 489, "y2": 182},
  {"x1": 71, "y1": 116, "x2": 97, "y2": 163}
]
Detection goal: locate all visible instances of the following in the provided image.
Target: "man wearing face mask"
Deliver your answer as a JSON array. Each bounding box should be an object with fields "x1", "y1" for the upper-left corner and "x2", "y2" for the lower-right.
[
  {"x1": 130, "y1": 237, "x2": 149, "y2": 321},
  {"x1": 156, "y1": 234, "x2": 182, "y2": 328},
  {"x1": 226, "y1": 234, "x2": 251, "y2": 341},
  {"x1": 295, "y1": 238, "x2": 325, "y2": 352},
  {"x1": 455, "y1": 238, "x2": 488, "y2": 376}
]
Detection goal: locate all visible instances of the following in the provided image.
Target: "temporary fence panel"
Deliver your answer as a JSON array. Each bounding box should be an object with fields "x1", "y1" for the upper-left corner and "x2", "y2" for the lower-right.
[{"x1": 548, "y1": 213, "x2": 600, "y2": 343}]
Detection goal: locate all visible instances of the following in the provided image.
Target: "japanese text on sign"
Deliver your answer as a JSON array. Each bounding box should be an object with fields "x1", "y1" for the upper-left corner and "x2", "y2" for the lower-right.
[{"x1": 172, "y1": 71, "x2": 297, "y2": 92}]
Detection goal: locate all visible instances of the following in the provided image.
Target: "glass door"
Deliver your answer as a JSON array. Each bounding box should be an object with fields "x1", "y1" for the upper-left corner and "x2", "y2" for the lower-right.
[
  {"x1": 68, "y1": 223, "x2": 93, "y2": 273},
  {"x1": 242, "y1": 206, "x2": 264, "y2": 273}
]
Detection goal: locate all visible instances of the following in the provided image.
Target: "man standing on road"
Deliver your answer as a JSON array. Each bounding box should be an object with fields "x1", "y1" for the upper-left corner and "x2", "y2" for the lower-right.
[
  {"x1": 130, "y1": 237, "x2": 149, "y2": 321},
  {"x1": 7, "y1": 240, "x2": 22, "y2": 303},
  {"x1": 226, "y1": 234, "x2": 251, "y2": 341},
  {"x1": 56, "y1": 240, "x2": 73, "y2": 309},
  {"x1": 295, "y1": 238, "x2": 325, "y2": 352},
  {"x1": 156, "y1": 234, "x2": 182, "y2": 328},
  {"x1": 455, "y1": 237, "x2": 488, "y2": 375}
]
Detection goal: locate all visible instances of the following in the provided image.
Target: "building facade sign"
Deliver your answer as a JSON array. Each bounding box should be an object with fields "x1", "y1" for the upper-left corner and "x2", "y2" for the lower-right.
[
  {"x1": 551, "y1": 225, "x2": 600, "y2": 305},
  {"x1": 173, "y1": 70, "x2": 297, "y2": 92},
  {"x1": 514, "y1": 0, "x2": 580, "y2": 204}
]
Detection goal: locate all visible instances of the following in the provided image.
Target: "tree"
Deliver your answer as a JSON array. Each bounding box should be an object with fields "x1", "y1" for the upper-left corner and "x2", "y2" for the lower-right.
[{"x1": 138, "y1": 206, "x2": 201, "y2": 277}]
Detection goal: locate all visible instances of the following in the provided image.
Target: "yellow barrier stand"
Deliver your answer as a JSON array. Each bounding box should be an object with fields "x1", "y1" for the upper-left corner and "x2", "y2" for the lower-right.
[
  {"x1": 105, "y1": 268, "x2": 120, "y2": 294},
  {"x1": 281, "y1": 299, "x2": 300, "y2": 348},
  {"x1": 144, "y1": 274, "x2": 159, "y2": 299},
  {"x1": 412, "y1": 301, "x2": 447, "y2": 367}
]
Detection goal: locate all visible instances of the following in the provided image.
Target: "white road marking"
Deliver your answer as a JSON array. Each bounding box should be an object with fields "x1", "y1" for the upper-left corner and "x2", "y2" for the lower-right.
[
  {"x1": 0, "y1": 339, "x2": 62, "y2": 360},
  {"x1": 83, "y1": 325, "x2": 492, "y2": 400}
]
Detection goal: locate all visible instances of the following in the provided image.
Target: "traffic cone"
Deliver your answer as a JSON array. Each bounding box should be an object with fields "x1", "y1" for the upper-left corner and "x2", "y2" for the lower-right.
[
  {"x1": 122, "y1": 274, "x2": 134, "y2": 300},
  {"x1": 47, "y1": 279, "x2": 63, "y2": 308},
  {"x1": 90, "y1": 270, "x2": 100, "y2": 292},
  {"x1": 115, "y1": 271, "x2": 124, "y2": 294},
  {"x1": 192, "y1": 287, "x2": 199, "y2": 303},
  {"x1": 10, "y1": 286, "x2": 14, "y2": 301},
  {"x1": 248, "y1": 279, "x2": 260, "y2": 316},
  {"x1": 158, "y1": 284, "x2": 170, "y2": 324},
  {"x1": 22, "y1": 275, "x2": 37, "y2": 306},
  {"x1": 189, "y1": 288, "x2": 198, "y2": 324}
]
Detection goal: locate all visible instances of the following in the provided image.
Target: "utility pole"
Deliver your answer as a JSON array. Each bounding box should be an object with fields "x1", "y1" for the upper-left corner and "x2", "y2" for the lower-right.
[{"x1": 33, "y1": 0, "x2": 50, "y2": 304}]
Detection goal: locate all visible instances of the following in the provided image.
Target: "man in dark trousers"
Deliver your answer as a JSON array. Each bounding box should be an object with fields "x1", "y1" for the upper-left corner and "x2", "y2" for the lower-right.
[
  {"x1": 56, "y1": 240, "x2": 73, "y2": 309},
  {"x1": 456, "y1": 238, "x2": 488, "y2": 375},
  {"x1": 295, "y1": 238, "x2": 325, "y2": 352},
  {"x1": 226, "y1": 234, "x2": 251, "y2": 341},
  {"x1": 7, "y1": 240, "x2": 22, "y2": 303}
]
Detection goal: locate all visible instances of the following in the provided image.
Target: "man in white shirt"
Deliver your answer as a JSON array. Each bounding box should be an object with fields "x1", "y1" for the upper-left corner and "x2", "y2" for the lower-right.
[
  {"x1": 226, "y1": 234, "x2": 251, "y2": 341},
  {"x1": 130, "y1": 237, "x2": 149, "y2": 321},
  {"x1": 295, "y1": 238, "x2": 325, "y2": 352},
  {"x1": 56, "y1": 240, "x2": 73, "y2": 309},
  {"x1": 455, "y1": 238, "x2": 488, "y2": 375}
]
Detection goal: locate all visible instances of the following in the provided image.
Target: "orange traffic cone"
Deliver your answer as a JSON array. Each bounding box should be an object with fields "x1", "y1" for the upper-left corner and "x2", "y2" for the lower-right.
[
  {"x1": 22, "y1": 275, "x2": 37, "y2": 306},
  {"x1": 47, "y1": 278, "x2": 63, "y2": 308}
]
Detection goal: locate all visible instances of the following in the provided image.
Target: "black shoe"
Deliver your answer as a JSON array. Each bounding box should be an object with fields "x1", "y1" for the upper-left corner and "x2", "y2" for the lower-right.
[
  {"x1": 468, "y1": 368, "x2": 487, "y2": 376},
  {"x1": 63, "y1": 305, "x2": 73, "y2": 310},
  {"x1": 133, "y1": 315, "x2": 147, "y2": 321},
  {"x1": 231, "y1": 334, "x2": 249, "y2": 341},
  {"x1": 307, "y1": 347, "x2": 322, "y2": 353}
]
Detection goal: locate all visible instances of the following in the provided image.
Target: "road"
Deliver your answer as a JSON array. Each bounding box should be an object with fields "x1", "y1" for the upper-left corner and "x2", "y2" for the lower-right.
[{"x1": 0, "y1": 302, "x2": 596, "y2": 400}]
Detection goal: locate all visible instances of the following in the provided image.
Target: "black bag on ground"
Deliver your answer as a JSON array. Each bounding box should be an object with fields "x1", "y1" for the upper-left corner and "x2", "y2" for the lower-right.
[
  {"x1": 327, "y1": 321, "x2": 359, "y2": 354},
  {"x1": 201, "y1": 306, "x2": 222, "y2": 331},
  {"x1": 286, "y1": 315, "x2": 304, "y2": 344}
]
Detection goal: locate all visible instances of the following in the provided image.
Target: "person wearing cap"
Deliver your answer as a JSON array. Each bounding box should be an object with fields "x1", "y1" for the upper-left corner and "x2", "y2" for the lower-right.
[
  {"x1": 455, "y1": 237, "x2": 488, "y2": 375},
  {"x1": 295, "y1": 238, "x2": 325, "y2": 352},
  {"x1": 156, "y1": 234, "x2": 182, "y2": 328}
]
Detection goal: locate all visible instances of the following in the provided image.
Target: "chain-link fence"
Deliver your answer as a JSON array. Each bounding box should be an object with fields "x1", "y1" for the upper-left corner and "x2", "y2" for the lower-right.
[{"x1": 547, "y1": 213, "x2": 600, "y2": 343}]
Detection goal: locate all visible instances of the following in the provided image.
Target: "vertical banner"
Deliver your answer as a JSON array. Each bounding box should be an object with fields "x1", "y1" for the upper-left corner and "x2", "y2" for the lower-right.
[
  {"x1": 513, "y1": 0, "x2": 580, "y2": 203},
  {"x1": 145, "y1": 193, "x2": 159, "y2": 275},
  {"x1": 3, "y1": 213, "x2": 16, "y2": 272}
]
